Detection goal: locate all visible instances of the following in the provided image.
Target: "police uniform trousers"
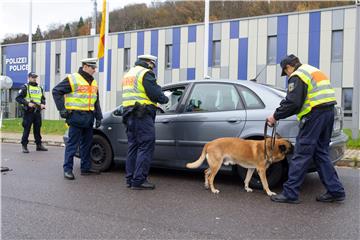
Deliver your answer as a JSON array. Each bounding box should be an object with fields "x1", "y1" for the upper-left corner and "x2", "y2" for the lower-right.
[
  {"x1": 282, "y1": 108, "x2": 345, "y2": 200},
  {"x1": 125, "y1": 112, "x2": 155, "y2": 186},
  {"x1": 21, "y1": 110, "x2": 42, "y2": 146},
  {"x1": 63, "y1": 111, "x2": 94, "y2": 173}
]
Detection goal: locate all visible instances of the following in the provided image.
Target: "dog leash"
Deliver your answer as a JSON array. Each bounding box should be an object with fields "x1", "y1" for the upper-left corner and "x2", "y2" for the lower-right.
[{"x1": 264, "y1": 120, "x2": 277, "y2": 164}]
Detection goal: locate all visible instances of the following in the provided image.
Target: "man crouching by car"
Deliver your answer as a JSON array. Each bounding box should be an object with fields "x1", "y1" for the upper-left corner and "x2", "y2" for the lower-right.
[{"x1": 52, "y1": 58, "x2": 103, "y2": 180}]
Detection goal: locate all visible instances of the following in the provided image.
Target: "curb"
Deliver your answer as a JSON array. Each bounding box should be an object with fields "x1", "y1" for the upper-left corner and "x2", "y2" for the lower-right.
[{"x1": 1, "y1": 138, "x2": 65, "y2": 147}]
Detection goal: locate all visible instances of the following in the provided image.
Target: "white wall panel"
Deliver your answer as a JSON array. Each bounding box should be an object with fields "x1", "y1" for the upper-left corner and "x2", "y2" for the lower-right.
[
  {"x1": 266, "y1": 65, "x2": 276, "y2": 86},
  {"x1": 187, "y1": 43, "x2": 196, "y2": 68},
  {"x1": 180, "y1": 26, "x2": 188, "y2": 68},
  {"x1": 60, "y1": 40, "x2": 66, "y2": 77},
  {"x1": 257, "y1": 18, "x2": 267, "y2": 65},
  {"x1": 320, "y1": 11, "x2": 332, "y2": 76},
  {"x1": 195, "y1": 25, "x2": 204, "y2": 79},
  {"x1": 144, "y1": 31, "x2": 151, "y2": 54},
  {"x1": 297, "y1": 13, "x2": 309, "y2": 63},
  {"x1": 343, "y1": 8, "x2": 356, "y2": 87},
  {"x1": 239, "y1": 20, "x2": 248, "y2": 38},
  {"x1": 157, "y1": 30, "x2": 165, "y2": 85},
  {"x1": 248, "y1": 19, "x2": 258, "y2": 79},
  {"x1": 212, "y1": 67, "x2": 220, "y2": 79},
  {"x1": 130, "y1": 32, "x2": 137, "y2": 66},
  {"x1": 229, "y1": 39, "x2": 238, "y2": 80},
  {"x1": 221, "y1": 22, "x2": 230, "y2": 67},
  {"x1": 334, "y1": 87, "x2": 342, "y2": 105},
  {"x1": 287, "y1": 15, "x2": 299, "y2": 56},
  {"x1": 110, "y1": 35, "x2": 118, "y2": 109},
  {"x1": 172, "y1": 69, "x2": 179, "y2": 83},
  {"x1": 117, "y1": 48, "x2": 124, "y2": 92}
]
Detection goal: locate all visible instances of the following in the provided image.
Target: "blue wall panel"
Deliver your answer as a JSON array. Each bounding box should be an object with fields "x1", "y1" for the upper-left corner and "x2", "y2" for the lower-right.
[
  {"x1": 308, "y1": 12, "x2": 321, "y2": 68},
  {"x1": 137, "y1": 31, "x2": 144, "y2": 56},
  {"x1": 107, "y1": 49, "x2": 111, "y2": 91},
  {"x1": 151, "y1": 30, "x2": 158, "y2": 75},
  {"x1": 277, "y1": 15, "x2": 288, "y2": 63},
  {"x1": 238, "y1": 38, "x2": 248, "y2": 80},
  {"x1": 45, "y1": 41, "x2": 51, "y2": 92},
  {"x1": 66, "y1": 39, "x2": 77, "y2": 73},
  {"x1": 118, "y1": 33, "x2": 124, "y2": 48},
  {"x1": 208, "y1": 24, "x2": 213, "y2": 67},
  {"x1": 172, "y1": 27, "x2": 180, "y2": 69},
  {"x1": 188, "y1": 26, "x2": 196, "y2": 42},
  {"x1": 230, "y1": 21, "x2": 239, "y2": 39},
  {"x1": 187, "y1": 68, "x2": 195, "y2": 80}
]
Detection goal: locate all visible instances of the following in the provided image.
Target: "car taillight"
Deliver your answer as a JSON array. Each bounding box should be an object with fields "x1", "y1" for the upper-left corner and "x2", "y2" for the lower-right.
[{"x1": 332, "y1": 106, "x2": 343, "y2": 136}]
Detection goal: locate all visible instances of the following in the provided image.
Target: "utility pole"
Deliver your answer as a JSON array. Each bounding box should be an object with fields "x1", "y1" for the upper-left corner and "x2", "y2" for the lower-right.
[
  {"x1": 90, "y1": 0, "x2": 97, "y2": 35},
  {"x1": 203, "y1": 0, "x2": 210, "y2": 79},
  {"x1": 352, "y1": 3, "x2": 359, "y2": 139},
  {"x1": 28, "y1": 0, "x2": 32, "y2": 73}
]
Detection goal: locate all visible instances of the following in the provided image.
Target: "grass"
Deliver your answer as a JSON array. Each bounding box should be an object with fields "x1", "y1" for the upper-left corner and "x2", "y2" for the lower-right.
[
  {"x1": 343, "y1": 129, "x2": 360, "y2": 149},
  {"x1": 1, "y1": 119, "x2": 360, "y2": 148},
  {"x1": 0, "y1": 118, "x2": 68, "y2": 135}
]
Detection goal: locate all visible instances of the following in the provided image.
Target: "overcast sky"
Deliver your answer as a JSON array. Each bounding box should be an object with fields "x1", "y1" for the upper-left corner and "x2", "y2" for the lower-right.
[{"x1": 0, "y1": 0, "x2": 155, "y2": 42}]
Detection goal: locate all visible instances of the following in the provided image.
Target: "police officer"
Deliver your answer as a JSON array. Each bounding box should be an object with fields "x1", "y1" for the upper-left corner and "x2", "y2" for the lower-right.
[
  {"x1": 52, "y1": 58, "x2": 102, "y2": 180},
  {"x1": 122, "y1": 54, "x2": 169, "y2": 190},
  {"x1": 267, "y1": 54, "x2": 345, "y2": 204},
  {"x1": 16, "y1": 72, "x2": 48, "y2": 153}
]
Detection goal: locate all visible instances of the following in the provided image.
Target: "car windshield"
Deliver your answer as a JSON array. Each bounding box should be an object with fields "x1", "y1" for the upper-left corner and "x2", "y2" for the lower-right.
[{"x1": 258, "y1": 83, "x2": 287, "y2": 98}]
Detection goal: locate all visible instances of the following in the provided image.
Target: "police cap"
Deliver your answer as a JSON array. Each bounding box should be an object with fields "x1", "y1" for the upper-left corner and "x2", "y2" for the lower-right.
[
  {"x1": 280, "y1": 54, "x2": 299, "y2": 76},
  {"x1": 138, "y1": 54, "x2": 157, "y2": 66},
  {"x1": 81, "y1": 58, "x2": 98, "y2": 68},
  {"x1": 28, "y1": 72, "x2": 38, "y2": 78}
]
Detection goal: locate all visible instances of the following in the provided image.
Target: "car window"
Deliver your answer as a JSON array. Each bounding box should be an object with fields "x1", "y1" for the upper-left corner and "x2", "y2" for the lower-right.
[
  {"x1": 158, "y1": 87, "x2": 185, "y2": 114},
  {"x1": 238, "y1": 86, "x2": 265, "y2": 109},
  {"x1": 185, "y1": 83, "x2": 242, "y2": 112}
]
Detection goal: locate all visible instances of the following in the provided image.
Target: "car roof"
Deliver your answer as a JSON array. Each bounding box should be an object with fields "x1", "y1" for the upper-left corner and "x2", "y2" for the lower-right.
[{"x1": 162, "y1": 79, "x2": 259, "y2": 88}]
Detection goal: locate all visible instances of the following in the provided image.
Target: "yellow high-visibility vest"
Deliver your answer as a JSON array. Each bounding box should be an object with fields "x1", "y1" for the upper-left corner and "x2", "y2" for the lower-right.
[
  {"x1": 290, "y1": 64, "x2": 336, "y2": 120},
  {"x1": 122, "y1": 65, "x2": 157, "y2": 107},
  {"x1": 65, "y1": 73, "x2": 98, "y2": 111},
  {"x1": 25, "y1": 84, "x2": 42, "y2": 104}
]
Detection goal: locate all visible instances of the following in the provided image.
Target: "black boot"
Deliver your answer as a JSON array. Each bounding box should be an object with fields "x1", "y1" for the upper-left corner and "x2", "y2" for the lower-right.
[
  {"x1": 36, "y1": 144, "x2": 48, "y2": 151},
  {"x1": 22, "y1": 145, "x2": 29, "y2": 153}
]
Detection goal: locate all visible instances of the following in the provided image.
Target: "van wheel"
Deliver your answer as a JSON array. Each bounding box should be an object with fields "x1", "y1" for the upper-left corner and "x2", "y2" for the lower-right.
[
  {"x1": 90, "y1": 135, "x2": 113, "y2": 171},
  {"x1": 237, "y1": 162, "x2": 285, "y2": 189}
]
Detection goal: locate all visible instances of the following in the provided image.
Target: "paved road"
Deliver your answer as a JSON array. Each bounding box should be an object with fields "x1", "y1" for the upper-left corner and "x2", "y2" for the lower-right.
[{"x1": 1, "y1": 143, "x2": 359, "y2": 239}]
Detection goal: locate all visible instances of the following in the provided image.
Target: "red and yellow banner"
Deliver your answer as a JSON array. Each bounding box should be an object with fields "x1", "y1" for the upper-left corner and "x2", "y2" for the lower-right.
[{"x1": 97, "y1": 0, "x2": 106, "y2": 59}]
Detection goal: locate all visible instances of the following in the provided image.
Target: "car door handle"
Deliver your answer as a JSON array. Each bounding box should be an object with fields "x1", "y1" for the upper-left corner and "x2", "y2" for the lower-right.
[
  {"x1": 226, "y1": 118, "x2": 241, "y2": 123},
  {"x1": 161, "y1": 119, "x2": 170, "y2": 124}
]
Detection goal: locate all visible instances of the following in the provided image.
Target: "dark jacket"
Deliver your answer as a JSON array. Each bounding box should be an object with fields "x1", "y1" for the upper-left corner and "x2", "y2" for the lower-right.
[
  {"x1": 274, "y1": 64, "x2": 335, "y2": 120},
  {"x1": 16, "y1": 82, "x2": 46, "y2": 108},
  {"x1": 123, "y1": 60, "x2": 169, "y2": 120},
  {"x1": 52, "y1": 67, "x2": 103, "y2": 121}
]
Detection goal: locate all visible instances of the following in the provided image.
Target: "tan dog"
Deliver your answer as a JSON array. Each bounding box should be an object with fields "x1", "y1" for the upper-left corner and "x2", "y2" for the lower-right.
[{"x1": 186, "y1": 137, "x2": 293, "y2": 195}]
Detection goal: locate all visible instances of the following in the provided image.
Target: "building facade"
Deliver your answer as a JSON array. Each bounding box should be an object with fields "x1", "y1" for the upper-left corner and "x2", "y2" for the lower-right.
[{"x1": 1, "y1": 5, "x2": 359, "y2": 128}]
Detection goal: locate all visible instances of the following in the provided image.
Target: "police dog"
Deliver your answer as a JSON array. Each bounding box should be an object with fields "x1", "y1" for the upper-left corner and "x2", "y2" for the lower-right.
[{"x1": 186, "y1": 137, "x2": 293, "y2": 195}]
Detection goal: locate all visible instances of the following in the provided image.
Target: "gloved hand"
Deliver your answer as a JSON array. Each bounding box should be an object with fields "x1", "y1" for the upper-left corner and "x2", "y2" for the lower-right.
[
  {"x1": 60, "y1": 109, "x2": 71, "y2": 119},
  {"x1": 95, "y1": 119, "x2": 101, "y2": 128}
]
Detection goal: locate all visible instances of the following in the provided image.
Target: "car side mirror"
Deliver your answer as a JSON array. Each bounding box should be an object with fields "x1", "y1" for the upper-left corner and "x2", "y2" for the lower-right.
[{"x1": 113, "y1": 106, "x2": 123, "y2": 116}]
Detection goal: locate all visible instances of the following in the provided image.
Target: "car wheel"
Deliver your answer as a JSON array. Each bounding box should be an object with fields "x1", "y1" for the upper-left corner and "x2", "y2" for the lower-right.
[
  {"x1": 90, "y1": 135, "x2": 113, "y2": 171},
  {"x1": 237, "y1": 161, "x2": 285, "y2": 189}
]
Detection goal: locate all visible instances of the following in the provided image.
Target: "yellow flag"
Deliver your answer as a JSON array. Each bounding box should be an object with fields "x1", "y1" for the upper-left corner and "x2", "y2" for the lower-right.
[{"x1": 97, "y1": 0, "x2": 106, "y2": 59}]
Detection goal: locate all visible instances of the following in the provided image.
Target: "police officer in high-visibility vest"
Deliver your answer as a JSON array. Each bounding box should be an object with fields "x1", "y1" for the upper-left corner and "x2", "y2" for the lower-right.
[
  {"x1": 52, "y1": 58, "x2": 103, "y2": 180},
  {"x1": 267, "y1": 54, "x2": 345, "y2": 204},
  {"x1": 16, "y1": 72, "x2": 48, "y2": 153},
  {"x1": 122, "y1": 54, "x2": 169, "y2": 190}
]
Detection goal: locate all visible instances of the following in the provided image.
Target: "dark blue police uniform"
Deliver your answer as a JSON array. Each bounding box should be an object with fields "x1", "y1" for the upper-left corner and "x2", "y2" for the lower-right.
[{"x1": 122, "y1": 59, "x2": 169, "y2": 189}]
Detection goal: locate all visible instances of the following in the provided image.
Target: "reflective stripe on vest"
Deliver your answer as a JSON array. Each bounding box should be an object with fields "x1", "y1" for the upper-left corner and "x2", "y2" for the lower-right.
[
  {"x1": 64, "y1": 73, "x2": 98, "y2": 111},
  {"x1": 25, "y1": 84, "x2": 42, "y2": 104},
  {"x1": 122, "y1": 65, "x2": 157, "y2": 107},
  {"x1": 290, "y1": 64, "x2": 336, "y2": 120}
]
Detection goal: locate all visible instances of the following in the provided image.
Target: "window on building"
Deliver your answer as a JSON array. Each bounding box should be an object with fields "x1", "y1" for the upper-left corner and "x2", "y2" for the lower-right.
[
  {"x1": 342, "y1": 88, "x2": 353, "y2": 117},
  {"x1": 87, "y1": 51, "x2": 93, "y2": 58},
  {"x1": 165, "y1": 44, "x2": 172, "y2": 69},
  {"x1": 267, "y1": 35, "x2": 277, "y2": 65},
  {"x1": 124, "y1": 48, "x2": 130, "y2": 71},
  {"x1": 212, "y1": 40, "x2": 221, "y2": 67},
  {"x1": 331, "y1": 30, "x2": 343, "y2": 62},
  {"x1": 55, "y1": 54, "x2": 60, "y2": 74}
]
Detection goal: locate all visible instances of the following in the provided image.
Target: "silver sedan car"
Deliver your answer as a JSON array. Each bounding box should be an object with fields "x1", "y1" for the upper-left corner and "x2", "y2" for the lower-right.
[{"x1": 65, "y1": 80, "x2": 348, "y2": 188}]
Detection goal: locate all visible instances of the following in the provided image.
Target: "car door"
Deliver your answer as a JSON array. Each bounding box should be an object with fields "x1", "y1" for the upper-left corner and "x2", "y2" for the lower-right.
[
  {"x1": 175, "y1": 82, "x2": 246, "y2": 165},
  {"x1": 152, "y1": 85, "x2": 187, "y2": 167}
]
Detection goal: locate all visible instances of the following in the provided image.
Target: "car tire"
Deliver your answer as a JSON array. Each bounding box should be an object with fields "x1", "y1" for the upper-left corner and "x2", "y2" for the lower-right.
[
  {"x1": 90, "y1": 135, "x2": 113, "y2": 171},
  {"x1": 237, "y1": 161, "x2": 285, "y2": 189}
]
